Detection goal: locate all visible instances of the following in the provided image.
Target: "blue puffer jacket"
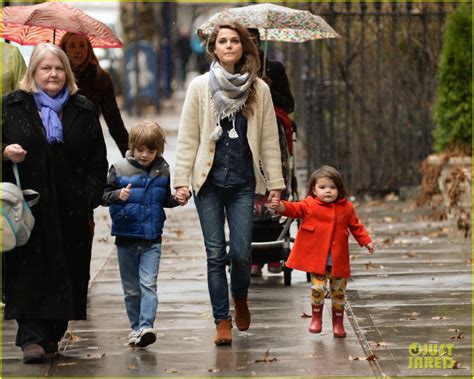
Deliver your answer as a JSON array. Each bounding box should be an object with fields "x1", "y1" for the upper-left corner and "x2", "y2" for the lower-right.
[{"x1": 102, "y1": 153, "x2": 178, "y2": 240}]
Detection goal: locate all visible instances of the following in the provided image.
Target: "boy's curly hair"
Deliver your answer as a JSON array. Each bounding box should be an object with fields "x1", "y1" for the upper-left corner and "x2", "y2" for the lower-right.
[{"x1": 128, "y1": 121, "x2": 166, "y2": 156}]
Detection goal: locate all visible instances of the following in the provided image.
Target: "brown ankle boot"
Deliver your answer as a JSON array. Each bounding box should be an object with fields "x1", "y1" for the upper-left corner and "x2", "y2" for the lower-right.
[
  {"x1": 215, "y1": 320, "x2": 232, "y2": 346},
  {"x1": 309, "y1": 303, "x2": 324, "y2": 333},
  {"x1": 233, "y1": 297, "x2": 251, "y2": 331},
  {"x1": 332, "y1": 306, "x2": 346, "y2": 338}
]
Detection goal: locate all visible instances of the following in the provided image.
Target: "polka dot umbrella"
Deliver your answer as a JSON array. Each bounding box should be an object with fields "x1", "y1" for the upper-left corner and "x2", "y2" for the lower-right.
[{"x1": 197, "y1": 2, "x2": 340, "y2": 43}]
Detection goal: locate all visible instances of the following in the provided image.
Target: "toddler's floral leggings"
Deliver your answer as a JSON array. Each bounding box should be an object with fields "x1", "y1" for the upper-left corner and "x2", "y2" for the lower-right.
[{"x1": 310, "y1": 266, "x2": 347, "y2": 310}]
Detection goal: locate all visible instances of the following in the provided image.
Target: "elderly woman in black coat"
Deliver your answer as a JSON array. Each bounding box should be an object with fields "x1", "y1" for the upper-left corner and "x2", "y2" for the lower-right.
[{"x1": 2, "y1": 43, "x2": 108, "y2": 364}]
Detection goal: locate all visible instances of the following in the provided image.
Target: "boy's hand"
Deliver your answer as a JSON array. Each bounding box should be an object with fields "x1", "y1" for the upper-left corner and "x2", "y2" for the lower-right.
[
  {"x1": 365, "y1": 243, "x2": 375, "y2": 255},
  {"x1": 119, "y1": 183, "x2": 132, "y2": 201}
]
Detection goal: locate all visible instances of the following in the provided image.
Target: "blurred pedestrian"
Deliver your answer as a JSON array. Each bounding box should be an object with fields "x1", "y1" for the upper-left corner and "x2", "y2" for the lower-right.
[
  {"x1": 269, "y1": 166, "x2": 375, "y2": 338},
  {"x1": 1, "y1": 42, "x2": 27, "y2": 93},
  {"x1": 247, "y1": 28, "x2": 295, "y2": 277},
  {"x1": 2, "y1": 43, "x2": 108, "y2": 363},
  {"x1": 174, "y1": 25, "x2": 192, "y2": 87},
  {"x1": 59, "y1": 32, "x2": 129, "y2": 156},
  {"x1": 102, "y1": 121, "x2": 182, "y2": 349},
  {"x1": 1, "y1": 42, "x2": 28, "y2": 306},
  {"x1": 190, "y1": 32, "x2": 209, "y2": 74},
  {"x1": 174, "y1": 22, "x2": 285, "y2": 346}
]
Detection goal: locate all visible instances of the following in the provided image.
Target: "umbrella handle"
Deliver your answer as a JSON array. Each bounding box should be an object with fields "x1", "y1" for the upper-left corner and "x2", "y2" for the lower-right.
[{"x1": 263, "y1": 29, "x2": 268, "y2": 73}]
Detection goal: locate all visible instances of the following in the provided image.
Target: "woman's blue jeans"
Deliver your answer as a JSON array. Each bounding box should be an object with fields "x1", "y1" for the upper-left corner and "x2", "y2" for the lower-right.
[
  {"x1": 116, "y1": 241, "x2": 161, "y2": 330},
  {"x1": 194, "y1": 182, "x2": 255, "y2": 322}
]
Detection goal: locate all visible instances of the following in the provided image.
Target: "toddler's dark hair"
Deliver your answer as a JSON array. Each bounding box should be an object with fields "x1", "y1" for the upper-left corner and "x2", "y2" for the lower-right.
[
  {"x1": 128, "y1": 121, "x2": 166, "y2": 156},
  {"x1": 306, "y1": 165, "x2": 347, "y2": 200}
]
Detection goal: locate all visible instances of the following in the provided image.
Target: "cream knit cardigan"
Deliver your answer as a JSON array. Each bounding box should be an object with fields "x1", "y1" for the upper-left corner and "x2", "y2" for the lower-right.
[{"x1": 174, "y1": 72, "x2": 285, "y2": 195}]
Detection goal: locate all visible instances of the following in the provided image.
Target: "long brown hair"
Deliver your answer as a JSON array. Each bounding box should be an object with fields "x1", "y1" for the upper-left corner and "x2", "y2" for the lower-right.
[
  {"x1": 205, "y1": 22, "x2": 260, "y2": 118},
  {"x1": 306, "y1": 165, "x2": 348, "y2": 200},
  {"x1": 59, "y1": 33, "x2": 107, "y2": 84}
]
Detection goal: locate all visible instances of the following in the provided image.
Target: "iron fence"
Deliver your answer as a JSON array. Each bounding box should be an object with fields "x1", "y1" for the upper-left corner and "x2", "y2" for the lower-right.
[{"x1": 283, "y1": 1, "x2": 457, "y2": 194}]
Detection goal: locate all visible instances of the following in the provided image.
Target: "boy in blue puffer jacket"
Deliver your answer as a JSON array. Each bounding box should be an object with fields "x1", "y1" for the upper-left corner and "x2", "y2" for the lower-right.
[{"x1": 102, "y1": 121, "x2": 187, "y2": 348}]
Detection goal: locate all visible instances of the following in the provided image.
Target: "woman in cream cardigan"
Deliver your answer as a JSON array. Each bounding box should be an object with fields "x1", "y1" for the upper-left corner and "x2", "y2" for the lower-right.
[{"x1": 174, "y1": 22, "x2": 285, "y2": 346}]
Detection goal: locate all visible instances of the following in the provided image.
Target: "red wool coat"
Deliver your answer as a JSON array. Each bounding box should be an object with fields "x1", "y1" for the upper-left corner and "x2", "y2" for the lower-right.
[{"x1": 280, "y1": 196, "x2": 372, "y2": 278}]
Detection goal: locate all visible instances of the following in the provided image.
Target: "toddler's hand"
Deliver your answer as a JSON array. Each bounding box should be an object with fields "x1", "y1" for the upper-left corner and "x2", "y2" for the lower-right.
[
  {"x1": 366, "y1": 243, "x2": 375, "y2": 255},
  {"x1": 268, "y1": 198, "x2": 280, "y2": 210},
  {"x1": 119, "y1": 183, "x2": 132, "y2": 201}
]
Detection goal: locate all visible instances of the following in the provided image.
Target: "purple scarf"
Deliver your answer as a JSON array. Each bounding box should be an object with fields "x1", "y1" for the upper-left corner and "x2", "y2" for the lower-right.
[{"x1": 33, "y1": 87, "x2": 70, "y2": 144}]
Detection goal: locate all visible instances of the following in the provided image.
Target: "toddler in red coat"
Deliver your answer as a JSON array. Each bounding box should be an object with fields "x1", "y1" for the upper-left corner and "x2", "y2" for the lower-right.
[{"x1": 269, "y1": 165, "x2": 375, "y2": 337}]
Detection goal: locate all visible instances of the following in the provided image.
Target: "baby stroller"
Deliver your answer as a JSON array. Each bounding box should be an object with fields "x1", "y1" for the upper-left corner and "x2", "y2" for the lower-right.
[{"x1": 251, "y1": 110, "x2": 299, "y2": 286}]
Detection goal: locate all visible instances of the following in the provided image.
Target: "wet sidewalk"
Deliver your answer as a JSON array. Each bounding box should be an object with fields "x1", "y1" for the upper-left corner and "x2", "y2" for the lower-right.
[{"x1": 1, "y1": 92, "x2": 472, "y2": 377}]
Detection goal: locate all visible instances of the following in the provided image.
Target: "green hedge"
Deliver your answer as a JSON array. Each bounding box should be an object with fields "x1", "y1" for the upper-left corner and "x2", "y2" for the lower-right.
[{"x1": 433, "y1": 3, "x2": 472, "y2": 153}]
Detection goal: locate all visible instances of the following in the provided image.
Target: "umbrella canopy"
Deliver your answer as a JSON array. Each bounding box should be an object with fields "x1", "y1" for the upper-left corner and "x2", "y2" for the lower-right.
[
  {"x1": 198, "y1": 2, "x2": 340, "y2": 43},
  {"x1": 1, "y1": 2, "x2": 122, "y2": 48}
]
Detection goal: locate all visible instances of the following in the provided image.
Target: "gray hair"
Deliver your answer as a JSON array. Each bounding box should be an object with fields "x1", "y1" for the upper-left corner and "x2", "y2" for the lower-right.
[{"x1": 19, "y1": 43, "x2": 78, "y2": 94}]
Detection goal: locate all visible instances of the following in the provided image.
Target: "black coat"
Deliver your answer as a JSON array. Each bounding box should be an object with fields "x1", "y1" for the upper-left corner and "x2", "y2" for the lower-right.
[
  {"x1": 1, "y1": 90, "x2": 108, "y2": 320},
  {"x1": 259, "y1": 51, "x2": 295, "y2": 114},
  {"x1": 75, "y1": 63, "x2": 129, "y2": 156}
]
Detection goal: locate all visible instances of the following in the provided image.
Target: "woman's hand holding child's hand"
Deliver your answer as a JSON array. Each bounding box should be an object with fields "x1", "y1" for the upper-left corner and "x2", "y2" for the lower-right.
[
  {"x1": 119, "y1": 183, "x2": 132, "y2": 201},
  {"x1": 365, "y1": 243, "x2": 375, "y2": 255},
  {"x1": 268, "y1": 198, "x2": 285, "y2": 212},
  {"x1": 175, "y1": 186, "x2": 191, "y2": 206}
]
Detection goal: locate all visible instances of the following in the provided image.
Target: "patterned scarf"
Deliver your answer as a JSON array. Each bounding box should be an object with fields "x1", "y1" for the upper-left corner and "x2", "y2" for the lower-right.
[
  {"x1": 33, "y1": 87, "x2": 70, "y2": 144},
  {"x1": 209, "y1": 61, "x2": 253, "y2": 140}
]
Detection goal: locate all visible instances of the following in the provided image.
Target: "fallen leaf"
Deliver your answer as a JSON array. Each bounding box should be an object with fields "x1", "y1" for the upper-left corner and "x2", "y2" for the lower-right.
[
  {"x1": 164, "y1": 368, "x2": 179, "y2": 373},
  {"x1": 174, "y1": 228, "x2": 184, "y2": 238},
  {"x1": 350, "y1": 254, "x2": 357, "y2": 260},
  {"x1": 236, "y1": 366, "x2": 247, "y2": 370},
  {"x1": 366, "y1": 354, "x2": 378, "y2": 361},
  {"x1": 383, "y1": 216, "x2": 393, "y2": 222},
  {"x1": 365, "y1": 261, "x2": 383, "y2": 270},
  {"x1": 403, "y1": 312, "x2": 419, "y2": 320},
  {"x1": 450, "y1": 332, "x2": 464, "y2": 340},
  {"x1": 301, "y1": 312, "x2": 312, "y2": 318},
  {"x1": 255, "y1": 349, "x2": 278, "y2": 363},
  {"x1": 208, "y1": 368, "x2": 221, "y2": 373},
  {"x1": 349, "y1": 354, "x2": 378, "y2": 361},
  {"x1": 373, "y1": 341, "x2": 391, "y2": 348},
  {"x1": 464, "y1": 258, "x2": 472, "y2": 265},
  {"x1": 64, "y1": 331, "x2": 85, "y2": 343},
  {"x1": 128, "y1": 365, "x2": 138, "y2": 370},
  {"x1": 449, "y1": 328, "x2": 461, "y2": 332},
  {"x1": 403, "y1": 252, "x2": 417, "y2": 258},
  {"x1": 431, "y1": 316, "x2": 448, "y2": 320},
  {"x1": 452, "y1": 361, "x2": 469, "y2": 369}
]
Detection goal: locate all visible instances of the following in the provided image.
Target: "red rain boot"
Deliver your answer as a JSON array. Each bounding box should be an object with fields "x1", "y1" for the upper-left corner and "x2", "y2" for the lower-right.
[
  {"x1": 309, "y1": 303, "x2": 324, "y2": 334},
  {"x1": 332, "y1": 306, "x2": 346, "y2": 338}
]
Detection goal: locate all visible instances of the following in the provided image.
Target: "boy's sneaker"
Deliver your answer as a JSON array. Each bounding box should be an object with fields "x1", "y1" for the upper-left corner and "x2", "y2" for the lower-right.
[
  {"x1": 135, "y1": 328, "x2": 157, "y2": 348},
  {"x1": 128, "y1": 330, "x2": 141, "y2": 345}
]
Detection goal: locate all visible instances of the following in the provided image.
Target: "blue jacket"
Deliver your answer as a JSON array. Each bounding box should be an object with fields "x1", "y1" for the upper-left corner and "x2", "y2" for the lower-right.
[{"x1": 102, "y1": 153, "x2": 178, "y2": 240}]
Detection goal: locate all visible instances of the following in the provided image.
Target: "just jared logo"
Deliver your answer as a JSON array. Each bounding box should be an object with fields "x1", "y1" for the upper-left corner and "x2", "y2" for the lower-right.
[{"x1": 408, "y1": 342, "x2": 455, "y2": 369}]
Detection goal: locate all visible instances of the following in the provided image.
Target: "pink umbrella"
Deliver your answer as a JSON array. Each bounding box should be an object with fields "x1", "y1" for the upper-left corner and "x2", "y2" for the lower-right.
[{"x1": 1, "y1": 2, "x2": 122, "y2": 48}]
